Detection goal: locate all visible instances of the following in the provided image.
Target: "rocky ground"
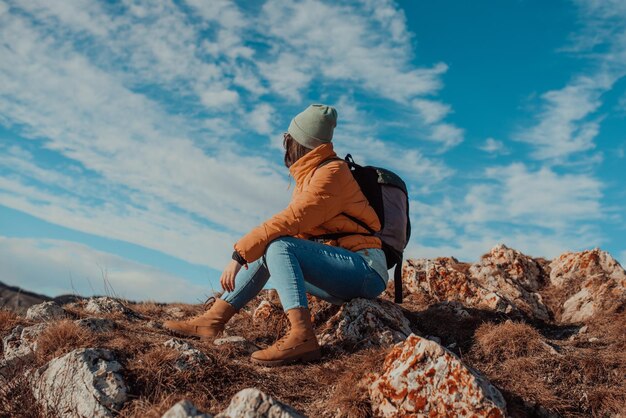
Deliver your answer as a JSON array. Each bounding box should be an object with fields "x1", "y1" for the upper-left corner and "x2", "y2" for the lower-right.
[{"x1": 1, "y1": 245, "x2": 625, "y2": 417}]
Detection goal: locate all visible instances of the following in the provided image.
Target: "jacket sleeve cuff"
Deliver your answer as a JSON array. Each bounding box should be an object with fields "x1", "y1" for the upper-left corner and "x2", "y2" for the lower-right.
[{"x1": 232, "y1": 250, "x2": 247, "y2": 265}]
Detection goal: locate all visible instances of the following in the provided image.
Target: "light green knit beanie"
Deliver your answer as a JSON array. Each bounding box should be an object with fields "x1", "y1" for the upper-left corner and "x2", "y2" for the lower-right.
[{"x1": 288, "y1": 104, "x2": 338, "y2": 149}]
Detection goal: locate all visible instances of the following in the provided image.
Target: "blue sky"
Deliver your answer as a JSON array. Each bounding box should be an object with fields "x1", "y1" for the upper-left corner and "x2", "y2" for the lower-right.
[{"x1": 0, "y1": 0, "x2": 624, "y2": 303}]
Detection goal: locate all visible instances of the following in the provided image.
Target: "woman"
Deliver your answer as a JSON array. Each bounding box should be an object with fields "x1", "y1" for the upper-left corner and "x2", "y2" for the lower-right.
[{"x1": 164, "y1": 104, "x2": 389, "y2": 366}]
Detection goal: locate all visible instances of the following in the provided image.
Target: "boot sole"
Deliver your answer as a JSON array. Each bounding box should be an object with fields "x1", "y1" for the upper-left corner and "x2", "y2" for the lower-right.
[{"x1": 250, "y1": 349, "x2": 322, "y2": 367}]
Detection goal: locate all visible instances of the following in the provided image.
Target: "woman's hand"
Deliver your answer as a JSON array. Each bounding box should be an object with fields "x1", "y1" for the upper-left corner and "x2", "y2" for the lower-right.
[{"x1": 220, "y1": 259, "x2": 243, "y2": 292}]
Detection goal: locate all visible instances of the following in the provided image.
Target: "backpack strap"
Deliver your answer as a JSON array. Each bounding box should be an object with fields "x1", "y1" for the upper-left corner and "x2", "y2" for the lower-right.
[{"x1": 394, "y1": 254, "x2": 403, "y2": 303}]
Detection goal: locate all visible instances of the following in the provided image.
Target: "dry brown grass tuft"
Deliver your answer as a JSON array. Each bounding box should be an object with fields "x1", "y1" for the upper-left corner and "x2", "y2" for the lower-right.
[
  {"x1": 0, "y1": 309, "x2": 21, "y2": 335},
  {"x1": 0, "y1": 368, "x2": 42, "y2": 417},
  {"x1": 35, "y1": 320, "x2": 96, "y2": 363},
  {"x1": 472, "y1": 321, "x2": 551, "y2": 362},
  {"x1": 466, "y1": 318, "x2": 626, "y2": 417},
  {"x1": 324, "y1": 348, "x2": 387, "y2": 418}
]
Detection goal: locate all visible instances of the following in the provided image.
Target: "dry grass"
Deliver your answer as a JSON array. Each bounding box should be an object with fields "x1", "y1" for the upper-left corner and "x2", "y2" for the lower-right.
[
  {"x1": 34, "y1": 320, "x2": 96, "y2": 364},
  {"x1": 323, "y1": 348, "x2": 387, "y2": 418},
  {"x1": 466, "y1": 319, "x2": 626, "y2": 417},
  {"x1": 0, "y1": 369, "x2": 42, "y2": 418},
  {"x1": 2, "y1": 290, "x2": 625, "y2": 417},
  {"x1": 0, "y1": 309, "x2": 22, "y2": 335}
]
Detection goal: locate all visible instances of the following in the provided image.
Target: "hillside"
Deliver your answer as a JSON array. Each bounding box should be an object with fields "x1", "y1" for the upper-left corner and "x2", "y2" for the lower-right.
[
  {"x1": 0, "y1": 281, "x2": 51, "y2": 314},
  {"x1": 1, "y1": 245, "x2": 625, "y2": 417}
]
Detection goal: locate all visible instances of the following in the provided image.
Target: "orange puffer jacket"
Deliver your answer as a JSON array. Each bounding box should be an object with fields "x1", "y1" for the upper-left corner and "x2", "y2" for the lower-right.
[{"x1": 234, "y1": 143, "x2": 382, "y2": 263}]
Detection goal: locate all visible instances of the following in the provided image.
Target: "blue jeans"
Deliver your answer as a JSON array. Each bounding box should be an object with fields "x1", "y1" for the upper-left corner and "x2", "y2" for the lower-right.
[{"x1": 221, "y1": 237, "x2": 387, "y2": 311}]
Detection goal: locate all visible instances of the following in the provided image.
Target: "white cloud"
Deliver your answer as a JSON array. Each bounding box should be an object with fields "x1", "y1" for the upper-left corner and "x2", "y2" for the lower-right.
[
  {"x1": 412, "y1": 99, "x2": 451, "y2": 124},
  {"x1": 619, "y1": 250, "x2": 626, "y2": 268},
  {"x1": 258, "y1": 0, "x2": 448, "y2": 102},
  {"x1": 248, "y1": 103, "x2": 276, "y2": 135},
  {"x1": 461, "y1": 163, "x2": 603, "y2": 229},
  {"x1": 403, "y1": 162, "x2": 606, "y2": 262},
  {"x1": 479, "y1": 138, "x2": 509, "y2": 155},
  {"x1": 0, "y1": 236, "x2": 212, "y2": 303},
  {"x1": 200, "y1": 88, "x2": 239, "y2": 108},
  {"x1": 517, "y1": 1, "x2": 626, "y2": 163},
  {"x1": 516, "y1": 75, "x2": 612, "y2": 161},
  {"x1": 0, "y1": 11, "x2": 291, "y2": 269}
]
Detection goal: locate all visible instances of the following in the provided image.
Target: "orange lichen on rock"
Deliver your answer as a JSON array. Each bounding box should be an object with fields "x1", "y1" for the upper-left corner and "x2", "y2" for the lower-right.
[
  {"x1": 368, "y1": 334, "x2": 507, "y2": 418},
  {"x1": 548, "y1": 249, "x2": 626, "y2": 323},
  {"x1": 402, "y1": 245, "x2": 552, "y2": 321}
]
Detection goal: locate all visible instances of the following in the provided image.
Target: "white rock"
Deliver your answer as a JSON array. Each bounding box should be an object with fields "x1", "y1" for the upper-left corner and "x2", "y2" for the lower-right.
[
  {"x1": 470, "y1": 245, "x2": 550, "y2": 321},
  {"x1": 164, "y1": 338, "x2": 209, "y2": 371},
  {"x1": 2, "y1": 323, "x2": 46, "y2": 363},
  {"x1": 31, "y1": 348, "x2": 127, "y2": 417},
  {"x1": 213, "y1": 336, "x2": 259, "y2": 354},
  {"x1": 402, "y1": 257, "x2": 517, "y2": 315},
  {"x1": 26, "y1": 301, "x2": 66, "y2": 322},
  {"x1": 368, "y1": 334, "x2": 507, "y2": 417},
  {"x1": 85, "y1": 297, "x2": 133, "y2": 316},
  {"x1": 162, "y1": 400, "x2": 213, "y2": 418},
  {"x1": 548, "y1": 249, "x2": 626, "y2": 323},
  {"x1": 318, "y1": 298, "x2": 412, "y2": 349},
  {"x1": 215, "y1": 388, "x2": 305, "y2": 418}
]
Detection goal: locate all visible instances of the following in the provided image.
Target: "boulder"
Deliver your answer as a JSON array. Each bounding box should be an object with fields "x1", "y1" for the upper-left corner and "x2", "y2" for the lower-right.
[
  {"x1": 85, "y1": 297, "x2": 134, "y2": 316},
  {"x1": 75, "y1": 317, "x2": 116, "y2": 333},
  {"x1": 368, "y1": 334, "x2": 507, "y2": 417},
  {"x1": 162, "y1": 400, "x2": 213, "y2": 418},
  {"x1": 2, "y1": 323, "x2": 46, "y2": 363},
  {"x1": 317, "y1": 298, "x2": 412, "y2": 349},
  {"x1": 213, "y1": 336, "x2": 259, "y2": 354},
  {"x1": 26, "y1": 301, "x2": 67, "y2": 322},
  {"x1": 403, "y1": 247, "x2": 551, "y2": 321},
  {"x1": 215, "y1": 388, "x2": 305, "y2": 418},
  {"x1": 548, "y1": 249, "x2": 626, "y2": 323},
  {"x1": 164, "y1": 338, "x2": 209, "y2": 372},
  {"x1": 470, "y1": 244, "x2": 550, "y2": 321},
  {"x1": 403, "y1": 257, "x2": 516, "y2": 314},
  {"x1": 472, "y1": 244, "x2": 544, "y2": 291},
  {"x1": 31, "y1": 348, "x2": 127, "y2": 417}
]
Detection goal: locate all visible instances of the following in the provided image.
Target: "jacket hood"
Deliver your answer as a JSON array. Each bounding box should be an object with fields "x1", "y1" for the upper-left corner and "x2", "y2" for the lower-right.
[{"x1": 288, "y1": 142, "x2": 338, "y2": 185}]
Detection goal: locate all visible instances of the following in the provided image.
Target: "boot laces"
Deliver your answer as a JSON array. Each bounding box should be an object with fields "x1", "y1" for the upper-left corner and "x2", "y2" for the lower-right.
[{"x1": 275, "y1": 327, "x2": 293, "y2": 349}]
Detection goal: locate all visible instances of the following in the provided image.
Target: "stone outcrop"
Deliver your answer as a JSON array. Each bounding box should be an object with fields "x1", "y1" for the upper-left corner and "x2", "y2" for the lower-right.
[
  {"x1": 548, "y1": 249, "x2": 626, "y2": 323},
  {"x1": 215, "y1": 388, "x2": 305, "y2": 418},
  {"x1": 85, "y1": 297, "x2": 135, "y2": 316},
  {"x1": 403, "y1": 245, "x2": 550, "y2": 320},
  {"x1": 164, "y1": 338, "x2": 209, "y2": 372},
  {"x1": 368, "y1": 334, "x2": 507, "y2": 417},
  {"x1": 161, "y1": 400, "x2": 213, "y2": 418},
  {"x1": 31, "y1": 348, "x2": 127, "y2": 417},
  {"x1": 472, "y1": 244, "x2": 544, "y2": 291},
  {"x1": 403, "y1": 257, "x2": 516, "y2": 314},
  {"x1": 2, "y1": 323, "x2": 46, "y2": 364},
  {"x1": 470, "y1": 244, "x2": 550, "y2": 321},
  {"x1": 318, "y1": 298, "x2": 412, "y2": 349},
  {"x1": 26, "y1": 301, "x2": 67, "y2": 321}
]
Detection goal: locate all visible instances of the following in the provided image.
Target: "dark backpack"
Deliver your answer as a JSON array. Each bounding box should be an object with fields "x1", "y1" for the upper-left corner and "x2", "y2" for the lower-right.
[{"x1": 316, "y1": 154, "x2": 411, "y2": 303}]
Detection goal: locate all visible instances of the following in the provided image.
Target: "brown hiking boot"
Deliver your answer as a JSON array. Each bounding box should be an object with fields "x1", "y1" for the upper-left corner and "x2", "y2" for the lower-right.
[
  {"x1": 163, "y1": 298, "x2": 237, "y2": 339},
  {"x1": 251, "y1": 307, "x2": 321, "y2": 366}
]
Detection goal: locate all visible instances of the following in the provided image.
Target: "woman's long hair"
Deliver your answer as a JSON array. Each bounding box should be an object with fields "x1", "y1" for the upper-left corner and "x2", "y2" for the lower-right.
[{"x1": 283, "y1": 133, "x2": 310, "y2": 168}]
